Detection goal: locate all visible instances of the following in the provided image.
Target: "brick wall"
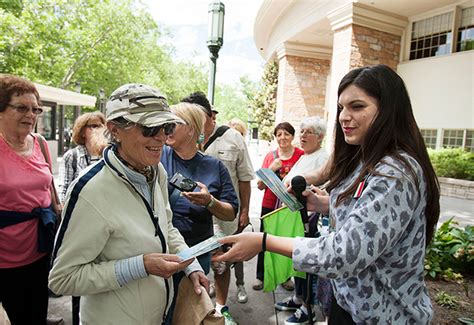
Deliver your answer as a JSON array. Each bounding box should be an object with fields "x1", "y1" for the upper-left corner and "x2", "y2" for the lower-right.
[
  {"x1": 276, "y1": 55, "x2": 330, "y2": 129},
  {"x1": 350, "y1": 25, "x2": 401, "y2": 70}
]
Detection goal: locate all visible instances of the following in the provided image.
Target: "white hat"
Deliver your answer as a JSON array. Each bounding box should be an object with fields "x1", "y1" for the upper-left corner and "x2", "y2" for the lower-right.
[{"x1": 106, "y1": 83, "x2": 184, "y2": 126}]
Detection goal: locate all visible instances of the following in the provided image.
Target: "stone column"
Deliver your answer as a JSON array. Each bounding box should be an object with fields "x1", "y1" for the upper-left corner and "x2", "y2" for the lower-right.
[
  {"x1": 325, "y1": 3, "x2": 408, "y2": 150},
  {"x1": 275, "y1": 42, "x2": 331, "y2": 131}
]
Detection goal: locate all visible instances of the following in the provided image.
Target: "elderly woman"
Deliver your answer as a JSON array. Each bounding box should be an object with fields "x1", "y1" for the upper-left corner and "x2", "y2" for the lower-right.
[
  {"x1": 161, "y1": 103, "x2": 238, "y2": 265},
  {"x1": 276, "y1": 116, "x2": 329, "y2": 324},
  {"x1": 0, "y1": 74, "x2": 61, "y2": 324},
  {"x1": 254, "y1": 122, "x2": 304, "y2": 291},
  {"x1": 58, "y1": 111, "x2": 107, "y2": 203},
  {"x1": 49, "y1": 84, "x2": 208, "y2": 324},
  {"x1": 160, "y1": 102, "x2": 238, "y2": 323},
  {"x1": 283, "y1": 116, "x2": 328, "y2": 185}
]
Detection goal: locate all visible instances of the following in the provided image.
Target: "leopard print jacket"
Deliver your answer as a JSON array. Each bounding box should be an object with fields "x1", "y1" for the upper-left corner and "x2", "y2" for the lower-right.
[{"x1": 293, "y1": 153, "x2": 432, "y2": 324}]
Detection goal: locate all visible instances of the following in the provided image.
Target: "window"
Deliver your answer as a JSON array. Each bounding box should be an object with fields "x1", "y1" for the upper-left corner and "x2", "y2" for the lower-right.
[
  {"x1": 457, "y1": 6, "x2": 474, "y2": 52},
  {"x1": 410, "y1": 12, "x2": 453, "y2": 60},
  {"x1": 421, "y1": 129, "x2": 438, "y2": 149},
  {"x1": 465, "y1": 130, "x2": 474, "y2": 152},
  {"x1": 442, "y1": 129, "x2": 464, "y2": 148},
  {"x1": 35, "y1": 106, "x2": 54, "y2": 140}
]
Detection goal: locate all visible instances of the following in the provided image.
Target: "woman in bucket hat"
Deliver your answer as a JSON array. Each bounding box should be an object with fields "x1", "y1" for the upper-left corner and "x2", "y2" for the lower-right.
[{"x1": 49, "y1": 84, "x2": 208, "y2": 324}]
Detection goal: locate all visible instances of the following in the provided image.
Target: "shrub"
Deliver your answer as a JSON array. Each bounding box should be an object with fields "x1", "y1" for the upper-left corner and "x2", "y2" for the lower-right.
[
  {"x1": 424, "y1": 218, "x2": 474, "y2": 280},
  {"x1": 428, "y1": 148, "x2": 474, "y2": 181},
  {"x1": 435, "y1": 291, "x2": 458, "y2": 309}
]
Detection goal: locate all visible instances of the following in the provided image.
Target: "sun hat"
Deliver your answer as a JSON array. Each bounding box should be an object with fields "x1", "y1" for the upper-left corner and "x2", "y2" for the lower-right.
[{"x1": 106, "y1": 83, "x2": 184, "y2": 126}]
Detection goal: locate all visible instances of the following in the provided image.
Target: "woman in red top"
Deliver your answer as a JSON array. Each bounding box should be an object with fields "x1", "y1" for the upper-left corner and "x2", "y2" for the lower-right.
[{"x1": 253, "y1": 122, "x2": 304, "y2": 290}]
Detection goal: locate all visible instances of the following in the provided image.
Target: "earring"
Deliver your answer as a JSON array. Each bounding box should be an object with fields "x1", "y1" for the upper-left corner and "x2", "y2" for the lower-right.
[{"x1": 115, "y1": 137, "x2": 121, "y2": 143}]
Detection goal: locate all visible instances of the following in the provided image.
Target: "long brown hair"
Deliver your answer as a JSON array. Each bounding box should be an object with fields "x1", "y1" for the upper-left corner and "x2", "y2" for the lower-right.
[{"x1": 326, "y1": 65, "x2": 440, "y2": 245}]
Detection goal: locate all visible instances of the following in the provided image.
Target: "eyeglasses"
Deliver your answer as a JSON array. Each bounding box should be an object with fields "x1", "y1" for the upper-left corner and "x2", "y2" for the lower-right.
[
  {"x1": 300, "y1": 129, "x2": 316, "y2": 136},
  {"x1": 139, "y1": 123, "x2": 176, "y2": 137},
  {"x1": 7, "y1": 104, "x2": 43, "y2": 115},
  {"x1": 86, "y1": 124, "x2": 103, "y2": 129}
]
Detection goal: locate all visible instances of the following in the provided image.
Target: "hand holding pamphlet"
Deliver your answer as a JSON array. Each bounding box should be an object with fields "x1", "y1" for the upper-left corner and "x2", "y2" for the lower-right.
[
  {"x1": 177, "y1": 234, "x2": 224, "y2": 261},
  {"x1": 256, "y1": 168, "x2": 303, "y2": 212}
]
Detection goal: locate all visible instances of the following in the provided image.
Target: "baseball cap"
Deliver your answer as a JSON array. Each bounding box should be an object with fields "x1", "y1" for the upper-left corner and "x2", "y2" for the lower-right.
[
  {"x1": 211, "y1": 105, "x2": 219, "y2": 114},
  {"x1": 106, "y1": 83, "x2": 184, "y2": 126}
]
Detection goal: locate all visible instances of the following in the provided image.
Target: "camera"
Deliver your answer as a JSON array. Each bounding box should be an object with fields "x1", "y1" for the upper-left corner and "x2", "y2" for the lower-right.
[{"x1": 169, "y1": 172, "x2": 197, "y2": 192}]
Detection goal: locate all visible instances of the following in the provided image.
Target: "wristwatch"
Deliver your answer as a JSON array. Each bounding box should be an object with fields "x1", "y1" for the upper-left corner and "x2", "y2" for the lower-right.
[{"x1": 204, "y1": 195, "x2": 216, "y2": 209}]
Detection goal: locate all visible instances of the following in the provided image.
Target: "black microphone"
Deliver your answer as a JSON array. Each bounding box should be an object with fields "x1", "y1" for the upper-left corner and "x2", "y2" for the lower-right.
[{"x1": 291, "y1": 175, "x2": 309, "y2": 231}]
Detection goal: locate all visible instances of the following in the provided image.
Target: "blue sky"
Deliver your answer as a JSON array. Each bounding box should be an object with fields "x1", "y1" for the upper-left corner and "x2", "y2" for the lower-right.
[{"x1": 145, "y1": 0, "x2": 265, "y2": 85}]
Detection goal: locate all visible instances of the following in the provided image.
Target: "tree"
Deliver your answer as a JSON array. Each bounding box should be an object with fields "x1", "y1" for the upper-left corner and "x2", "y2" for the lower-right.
[
  {"x1": 214, "y1": 83, "x2": 249, "y2": 125},
  {"x1": 251, "y1": 61, "x2": 278, "y2": 141},
  {"x1": 0, "y1": 0, "x2": 207, "y2": 101}
]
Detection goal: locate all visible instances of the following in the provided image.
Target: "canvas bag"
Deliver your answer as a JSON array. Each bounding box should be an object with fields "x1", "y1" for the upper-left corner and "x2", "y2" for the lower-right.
[{"x1": 172, "y1": 277, "x2": 224, "y2": 325}]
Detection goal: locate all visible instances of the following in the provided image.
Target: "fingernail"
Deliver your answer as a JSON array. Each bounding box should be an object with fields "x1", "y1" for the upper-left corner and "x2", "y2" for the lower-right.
[{"x1": 197, "y1": 288, "x2": 201, "y2": 294}]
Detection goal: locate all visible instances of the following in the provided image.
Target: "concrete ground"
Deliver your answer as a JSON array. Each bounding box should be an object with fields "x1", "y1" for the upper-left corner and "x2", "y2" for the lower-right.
[{"x1": 2, "y1": 142, "x2": 472, "y2": 324}]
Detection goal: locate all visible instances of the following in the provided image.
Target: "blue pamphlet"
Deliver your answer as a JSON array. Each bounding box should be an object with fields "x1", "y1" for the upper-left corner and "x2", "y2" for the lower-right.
[
  {"x1": 256, "y1": 168, "x2": 303, "y2": 212},
  {"x1": 177, "y1": 234, "x2": 224, "y2": 260}
]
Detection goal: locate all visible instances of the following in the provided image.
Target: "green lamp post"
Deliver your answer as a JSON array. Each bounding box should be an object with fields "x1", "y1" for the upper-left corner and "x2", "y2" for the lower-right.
[{"x1": 207, "y1": 1, "x2": 225, "y2": 105}]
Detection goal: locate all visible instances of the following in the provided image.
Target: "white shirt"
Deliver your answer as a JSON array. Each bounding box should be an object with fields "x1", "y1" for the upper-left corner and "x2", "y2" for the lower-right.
[
  {"x1": 204, "y1": 126, "x2": 255, "y2": 235},
  {"x1": 283, "y1": 148, "x2": 328, "y2": 185}
]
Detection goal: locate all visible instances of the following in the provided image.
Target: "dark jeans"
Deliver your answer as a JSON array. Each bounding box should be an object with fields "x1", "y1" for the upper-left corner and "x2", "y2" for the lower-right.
[
  {"x1": 0, "y1": 254, "x2": 49, "y2": 325},
  {"x1": 164, "y1": 252, "x2": 211, "y2": 325},
  {"x1": 294, "y1": 276, "x2": 307, "y2": 300},
  {"x1": 328, "y1": 299, "x2": 356, "y2": 325},
  {"x1": 256, "y1": 206, "x2": 274, "y2": 281},
  {"x1": 72, "y1": 296, "x2": 80, "y2": 325}
]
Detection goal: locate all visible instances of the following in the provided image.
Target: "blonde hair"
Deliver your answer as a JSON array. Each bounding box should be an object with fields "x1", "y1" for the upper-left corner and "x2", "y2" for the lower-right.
[
  {"x1": 72, "y1": 111, "x2": 106, "y2": 145},
  {"x1": 170, "y1": 102, "x2": 205, "y2": 138},
  {"x1": 228, "y1": 118, "x2": 247, "y2": 136}
]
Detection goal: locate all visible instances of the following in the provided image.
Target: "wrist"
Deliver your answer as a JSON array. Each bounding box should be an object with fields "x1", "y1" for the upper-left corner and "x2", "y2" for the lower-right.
[{"x1": 204, "y1": 195, "x2": 216, "y2": 209}]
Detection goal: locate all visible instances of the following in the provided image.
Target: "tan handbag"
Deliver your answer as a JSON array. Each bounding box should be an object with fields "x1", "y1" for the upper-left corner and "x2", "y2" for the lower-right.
[
  {"x1": 35, "y1": 134, "x2": 62, "y2": 223},
  {"x1": 172, "y1": 277, "x2": 224, "y2": 325}
]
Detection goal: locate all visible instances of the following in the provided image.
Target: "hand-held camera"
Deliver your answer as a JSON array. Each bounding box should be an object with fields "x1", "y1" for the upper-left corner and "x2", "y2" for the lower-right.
[{"x1": 169, "y1": 172, "x2": 197, "y2": 192}]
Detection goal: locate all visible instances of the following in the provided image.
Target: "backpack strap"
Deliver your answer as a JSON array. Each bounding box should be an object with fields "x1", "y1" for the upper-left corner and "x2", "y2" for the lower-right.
[
  {"x1": 34, "y1": 134, "x2": 62, "y2": 221},
  {"x1": 72, "y1": 147, "x2": 78, "y2": 176},
  {"x1": 203, "y1": 125, "x2": 230, "y2": 151}
]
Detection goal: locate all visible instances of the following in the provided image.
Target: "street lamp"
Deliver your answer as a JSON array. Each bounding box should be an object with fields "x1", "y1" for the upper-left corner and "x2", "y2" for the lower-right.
[
  {"x1": 207, "y1": 1, "x2": 225, "y2": 105},
  {"x1": 99, "y1": 88, "x2": 106, "y2": 114}
]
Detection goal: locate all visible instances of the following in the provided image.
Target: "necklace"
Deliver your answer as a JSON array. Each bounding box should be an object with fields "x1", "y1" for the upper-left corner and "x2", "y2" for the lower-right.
[{"x1": 114, "y1": 147, "x2": 154, "y2": 182}]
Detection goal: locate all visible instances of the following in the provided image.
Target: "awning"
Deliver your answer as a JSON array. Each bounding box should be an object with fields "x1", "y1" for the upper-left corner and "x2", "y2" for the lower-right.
[{"x1": 35, "y1": 83, "x2": 97, "y2": 107}]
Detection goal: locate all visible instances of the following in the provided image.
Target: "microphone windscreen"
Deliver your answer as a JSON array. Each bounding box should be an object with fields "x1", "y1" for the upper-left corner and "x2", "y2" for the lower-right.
[{"x1": 291, "y1": 175, "x2": 307, "y2": 194}]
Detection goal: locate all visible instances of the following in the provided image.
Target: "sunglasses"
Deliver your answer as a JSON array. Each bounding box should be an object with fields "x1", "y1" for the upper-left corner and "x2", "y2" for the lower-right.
[
  {"x1": 8, "y1": 104, "x2": 43, "y2": 115},
  {"x1": 139, "y1": 123, "x2": 176, "y2": 137}
]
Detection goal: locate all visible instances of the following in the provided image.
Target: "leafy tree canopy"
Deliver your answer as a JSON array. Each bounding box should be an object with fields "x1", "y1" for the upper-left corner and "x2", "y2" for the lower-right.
[
  {"x1": 250, "y1": 61, "x2": 278, "y2": 141},
  {"x1": 0, "y1": 0, "x2": 208, "y2": 103}
]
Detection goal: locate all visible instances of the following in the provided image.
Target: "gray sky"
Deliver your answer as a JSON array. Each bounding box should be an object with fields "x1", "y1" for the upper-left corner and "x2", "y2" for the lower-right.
[{"x1": 145, "y1": 0, "x2": 265, "y2": 85}]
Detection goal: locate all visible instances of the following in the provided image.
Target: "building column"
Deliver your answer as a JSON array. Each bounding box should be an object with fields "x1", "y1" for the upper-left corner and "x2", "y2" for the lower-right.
[
  {"x1": 325, "y1": 3, "x2": 408, "y2": 149},
  {"x1": 275, "y1": 42, "x2": 331, "y2": 130}
]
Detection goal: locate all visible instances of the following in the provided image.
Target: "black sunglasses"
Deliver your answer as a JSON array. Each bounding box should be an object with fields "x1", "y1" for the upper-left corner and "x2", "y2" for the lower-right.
[{"x1": 140, "y1": 123, "x2": 176, "y2": 137}]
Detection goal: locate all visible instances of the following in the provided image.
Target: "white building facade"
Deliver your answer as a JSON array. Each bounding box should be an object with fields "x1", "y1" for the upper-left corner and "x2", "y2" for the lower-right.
[{"x1": 254, "y1": 0, "x2": 474, "y2": 151}]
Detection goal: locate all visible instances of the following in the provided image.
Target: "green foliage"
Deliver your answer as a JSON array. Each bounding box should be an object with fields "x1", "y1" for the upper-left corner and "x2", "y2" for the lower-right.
[
  {"x1": 0, "y1": 0, "x2": 207, "y2": 103},
  {"x1": 424, "y1": 218, "x2": 474, "y2": 280},
  {"x1": 214, "y1": 83, "x2": 249, "y2": 125},
  {"x1": 250, "y1": 61, "x2": 278, "y2": 141},
  {"x1": 434, "y1": 291, "x2": 458, "y2": 309},
  {"x1": 428, "y1": 148, "x2": 474, "y2": 180}
]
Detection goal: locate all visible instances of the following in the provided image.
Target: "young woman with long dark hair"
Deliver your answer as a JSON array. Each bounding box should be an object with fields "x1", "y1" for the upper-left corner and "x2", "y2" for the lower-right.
[{"x1": 214, "y1": 64, "x2": 440, "y2": 324}]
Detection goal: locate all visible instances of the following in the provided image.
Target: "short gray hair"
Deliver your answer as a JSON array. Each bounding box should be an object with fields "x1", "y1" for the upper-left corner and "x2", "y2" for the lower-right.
[{"x1": 300, "y1": 116, "x2": 327, "y2": 136}]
